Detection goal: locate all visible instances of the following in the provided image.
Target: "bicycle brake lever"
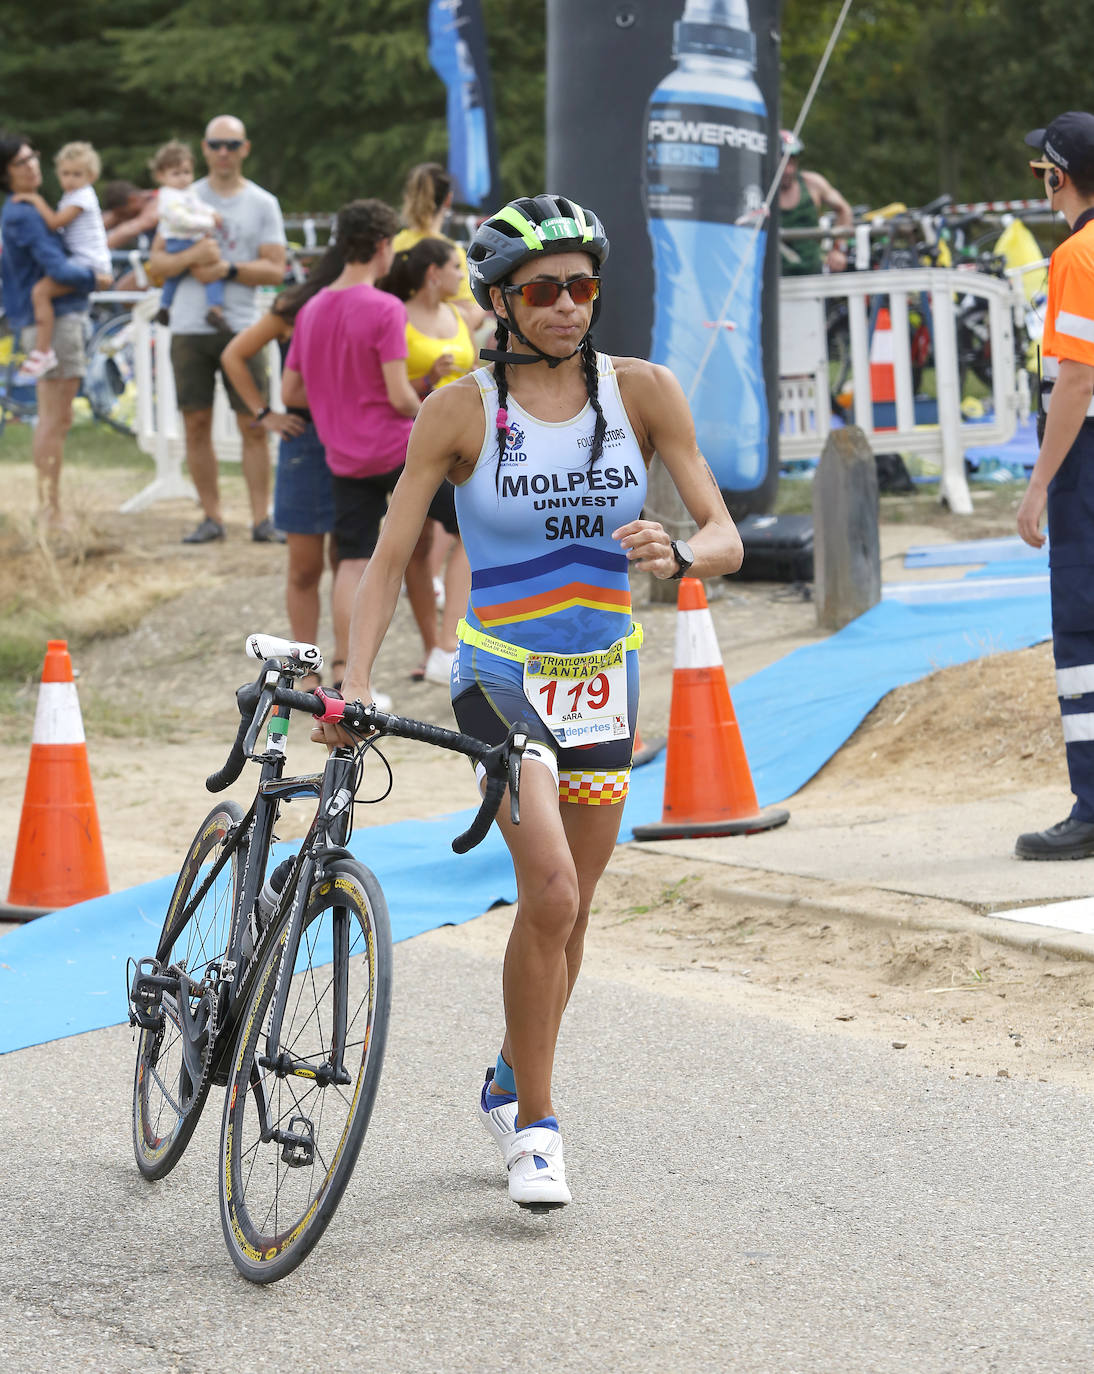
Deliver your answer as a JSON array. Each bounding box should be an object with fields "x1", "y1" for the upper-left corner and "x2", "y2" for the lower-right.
[
  {"x1": 507, "y1": 731, "x2": 527, "y2": 826},
  {"x1": 242, "y1": 686, "x2": 276, "y2": 756}
]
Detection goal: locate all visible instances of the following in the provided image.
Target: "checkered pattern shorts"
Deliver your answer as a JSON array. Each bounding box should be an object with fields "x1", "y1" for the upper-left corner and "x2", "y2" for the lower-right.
[{"x1": 558, "y1": 768, "x2": 630, "y2": 806}]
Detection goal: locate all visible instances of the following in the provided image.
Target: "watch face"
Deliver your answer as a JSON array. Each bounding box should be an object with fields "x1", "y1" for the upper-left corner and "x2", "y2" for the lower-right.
[{"x1": 674, "y1": 540, "x2": 694, "y2": 566}]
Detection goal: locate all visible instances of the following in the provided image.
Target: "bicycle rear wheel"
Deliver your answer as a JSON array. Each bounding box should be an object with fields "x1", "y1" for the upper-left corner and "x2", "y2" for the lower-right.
[
  {"x1": 132, "y1": 800, "x2": 247, "y2": 1180},
  {"x1": 219, "y1": 857, "x2": 392, "y2": 1283}
]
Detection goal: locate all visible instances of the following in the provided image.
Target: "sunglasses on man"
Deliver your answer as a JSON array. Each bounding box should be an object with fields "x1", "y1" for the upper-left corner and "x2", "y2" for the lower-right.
[
  {"x1": 206, "y1": 138, "x2": 244, "y2": 152},
  {"x1": 9, "y1": 149, "x2": 40, "y2": 167},
  {"x1": 502, "y1": 276, "x2": 601, "y2": 308},
  {"x1": 1029, "y1": 160, "x2": 1058, "y2": 181}
]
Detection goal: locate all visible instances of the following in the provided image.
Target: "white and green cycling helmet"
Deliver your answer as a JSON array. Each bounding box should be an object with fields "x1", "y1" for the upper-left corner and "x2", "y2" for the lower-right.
[{"x1": 467, "y1": 194, "x2": 610, "y2": 312}]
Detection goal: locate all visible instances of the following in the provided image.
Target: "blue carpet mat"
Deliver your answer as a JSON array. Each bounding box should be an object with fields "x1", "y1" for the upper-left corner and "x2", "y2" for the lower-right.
[
  {"x1": 904, "y1": 536, "x2": 1047, "y2": 569},
  {"x1": 0, "y1": 586, "x2": 1052, "y2": 1055}
]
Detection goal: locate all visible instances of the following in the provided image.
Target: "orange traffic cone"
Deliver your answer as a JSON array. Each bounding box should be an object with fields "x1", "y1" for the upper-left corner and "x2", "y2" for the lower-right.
[
  {"x1": 7, "y1": 640, "x2": 109, "y2": 910},
  {"x1": 870, "y1": 305, "x2": 896, "y2": 430},
  {"x1": 632, "y1": 580, "x2": 789, "y2": 840}
]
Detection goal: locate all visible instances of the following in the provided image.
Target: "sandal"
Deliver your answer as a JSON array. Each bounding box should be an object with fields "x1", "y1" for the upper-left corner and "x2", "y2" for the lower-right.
[{"x1": 410, "y1": 661, "x2": 426, "y2": 682}]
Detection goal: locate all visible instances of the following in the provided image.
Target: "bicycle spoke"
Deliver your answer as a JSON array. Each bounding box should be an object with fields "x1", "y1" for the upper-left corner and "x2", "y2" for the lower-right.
[{"x1": 220, "y1": 860, "x2": 391, "y2": 1280}]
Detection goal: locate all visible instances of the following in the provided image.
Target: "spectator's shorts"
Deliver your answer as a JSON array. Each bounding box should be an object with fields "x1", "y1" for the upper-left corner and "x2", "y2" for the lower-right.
[
  {"x1": 170, "y1": 331, "x2": 266, "y2": 414},
  {"x1": 22, "y1": 313, "x2": 87, "y2": 381},
  {"x1": 427, "y1": 479, "x2": 460, "y2": 536},
  {"x1": 273, "y1": 422, "x2": 335, "y2": 536},
  {"x1": 330, "y1": 467, "x2": 402, "y2": 561}
]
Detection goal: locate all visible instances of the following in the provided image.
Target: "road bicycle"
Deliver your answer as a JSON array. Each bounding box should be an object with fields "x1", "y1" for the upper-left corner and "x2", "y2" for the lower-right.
[{"x1": 127, "y1": 632, "x2": 526, "y2": 1283}]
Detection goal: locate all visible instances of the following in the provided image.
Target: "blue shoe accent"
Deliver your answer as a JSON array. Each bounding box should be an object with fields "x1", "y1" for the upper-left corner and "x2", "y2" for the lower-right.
[
  {"x1": 481, "y1": 1080, "x2": 517, "y2": 1112},
  {"x1": 515, "y1": 1115, "x2": 559, "y2": 1133}
]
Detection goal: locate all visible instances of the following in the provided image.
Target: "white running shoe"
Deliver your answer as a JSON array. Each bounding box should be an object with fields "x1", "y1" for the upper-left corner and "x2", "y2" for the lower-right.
[
  {"x1": 478, "y1": 1069, "x2": 518, "y2": 1155},
  {"x1": 505, "y1": 1117, "x2": 571, "y2": 1210},
  {"x1": 424, "y1": 646, "x2": 455, "y2": 687}
]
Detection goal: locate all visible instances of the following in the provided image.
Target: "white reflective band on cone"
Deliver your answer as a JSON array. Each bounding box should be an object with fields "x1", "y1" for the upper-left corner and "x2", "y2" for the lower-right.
[
  {"x1": 1063, "y1": 713, "x2": 1094, "y2": 743},
  {"x1": 32, "y1": 681, "x2": 86, "y2": 745},
  {"x1": 674, "y1": 607, "x2": 724, "y2": 670},
  {"x1": 1057, "y1": 663, "x2": 1094, "y2": 697}
]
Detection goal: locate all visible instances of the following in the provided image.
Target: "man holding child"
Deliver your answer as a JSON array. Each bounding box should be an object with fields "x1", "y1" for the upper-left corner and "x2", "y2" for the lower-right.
[{"x1": 147, "y1": 114, "x2": 287, "y2": 544}]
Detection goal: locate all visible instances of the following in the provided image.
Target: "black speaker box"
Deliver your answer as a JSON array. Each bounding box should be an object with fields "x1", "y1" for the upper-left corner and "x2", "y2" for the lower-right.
[{"x1": 735, "y1": 514, "x2": 814, "y2": 583}]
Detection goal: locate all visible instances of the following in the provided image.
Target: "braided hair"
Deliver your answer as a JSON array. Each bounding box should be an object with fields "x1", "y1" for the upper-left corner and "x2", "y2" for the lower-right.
[{"x1": 492, "y1": 323, "x2": 608, "y2": 495}]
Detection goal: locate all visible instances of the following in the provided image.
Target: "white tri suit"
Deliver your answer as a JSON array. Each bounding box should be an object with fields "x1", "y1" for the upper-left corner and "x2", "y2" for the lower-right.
[{"x1": 452, "y1": 354, "x2": 648, "y2": 805}]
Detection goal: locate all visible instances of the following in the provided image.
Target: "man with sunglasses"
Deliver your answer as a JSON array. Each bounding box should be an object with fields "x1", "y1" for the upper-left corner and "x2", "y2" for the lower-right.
[
  {"x1": 314, "y1": 194, "x2": 743, "y2": 1211},
  {"x1": 1016, "y1": 111, "x2": 1094, "y2": 860},
  {"x1": 0, "y1": 131, "x2": 113, "y2": 526},
  {"x1": 148, "y1": 114, "x2": 287, "y2": 545}
]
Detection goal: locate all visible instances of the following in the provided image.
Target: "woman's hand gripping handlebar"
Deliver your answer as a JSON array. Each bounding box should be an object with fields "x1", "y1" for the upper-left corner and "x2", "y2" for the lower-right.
[
  {"x1": 205, "y1": 660, "x2": 526, "y2": 853},
  {"x1": 309, "y1": 686, "x2": 527, "y2": 854}
]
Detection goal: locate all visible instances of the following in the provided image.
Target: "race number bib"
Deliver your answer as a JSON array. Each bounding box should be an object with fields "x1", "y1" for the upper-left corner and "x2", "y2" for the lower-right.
[{"x1": 523, "y1": 637, "x2": 630, "y2": 748}]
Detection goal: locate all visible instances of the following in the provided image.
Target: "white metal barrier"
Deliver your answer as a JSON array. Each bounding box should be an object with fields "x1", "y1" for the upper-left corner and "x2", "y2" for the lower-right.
[
  {"x1": 778, "y1": 267, "x2": 1024, "y2": 515},
  {"x1": 122, "y1": 291, "x2": 281, "y2": 514}
]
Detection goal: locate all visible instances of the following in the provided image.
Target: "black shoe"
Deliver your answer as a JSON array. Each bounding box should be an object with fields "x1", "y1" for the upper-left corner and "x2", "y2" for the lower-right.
[
  {"x1": 1015, "y1": 816, "x2": 1094, "y2": 860},
  {"x1": 155, "y1": 307, "x2": 170, "y2": 327},
  {"x1": 252, "y1": 518, "x2": 286, "y2": 544},
  {"x1": 182, "y1": 516, "x2": 226, "y2": 545}
]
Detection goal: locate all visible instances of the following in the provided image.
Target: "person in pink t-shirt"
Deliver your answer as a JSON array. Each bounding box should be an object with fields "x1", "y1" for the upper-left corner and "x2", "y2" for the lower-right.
[{"x1": 283, "y1": 198, "x2": 428, "y2": 687}]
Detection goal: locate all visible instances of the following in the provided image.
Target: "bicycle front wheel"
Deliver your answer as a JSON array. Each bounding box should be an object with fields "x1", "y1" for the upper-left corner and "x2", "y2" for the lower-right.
[
  {"x1": 132, "y1": 799, "x2": 247, "y2": 1181},
  {"x1": 219, "y1": 857, "x2": 392, "y2": 1284}
]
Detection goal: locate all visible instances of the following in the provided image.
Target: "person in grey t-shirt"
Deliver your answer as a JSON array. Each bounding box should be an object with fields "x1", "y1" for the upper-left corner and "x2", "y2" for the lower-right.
[{"x1": 148, "y1": 114, "x2": 288, "y2": 544}]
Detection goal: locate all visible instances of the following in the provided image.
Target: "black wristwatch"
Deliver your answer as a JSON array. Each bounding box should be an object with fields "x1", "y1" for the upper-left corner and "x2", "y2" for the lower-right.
[
  {"x1": 669, "y1": 538, "x2": 695, "y2": 579},
  {"x1": 226, "y1": 264, "x2": 239, "y2": 281},
  {"x1": 254, "y1": 406, "x2": 271, "y2": 422}
]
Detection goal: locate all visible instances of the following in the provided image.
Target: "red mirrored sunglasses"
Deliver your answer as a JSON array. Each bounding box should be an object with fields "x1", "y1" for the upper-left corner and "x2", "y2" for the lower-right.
[{"x1": 503, "y1": 276, "x2": 600, "y2": 307}]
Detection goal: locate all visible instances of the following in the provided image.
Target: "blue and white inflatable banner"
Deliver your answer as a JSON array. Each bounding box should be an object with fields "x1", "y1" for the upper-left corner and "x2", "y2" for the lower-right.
[{"x1": 428, "y1": 0, "x2": 500, "y2": 209}]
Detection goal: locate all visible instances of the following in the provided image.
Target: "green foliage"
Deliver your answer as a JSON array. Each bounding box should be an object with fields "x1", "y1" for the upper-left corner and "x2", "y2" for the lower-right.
[
  {"x1": 7, "y1": 1, "x2": 1094, "y2": 219},
  {"x1": 1, "y1": 0, "x2": 544, "y2": 214},
  {"x1": 781, "y1": 0, "x2": 1094, "y2": 211}
]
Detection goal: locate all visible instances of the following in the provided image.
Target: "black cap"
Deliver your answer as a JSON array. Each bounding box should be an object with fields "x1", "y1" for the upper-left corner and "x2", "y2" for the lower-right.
[{"x1": 1025, "y1": 111, "x2": 1094, "y2": 180}]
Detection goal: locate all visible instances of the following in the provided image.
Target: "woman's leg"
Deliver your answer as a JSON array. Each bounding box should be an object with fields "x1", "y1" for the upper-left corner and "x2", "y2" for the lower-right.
[
  {"x1": 330, "y1": 557, "x2": 368, "y2": 675},
  {"x1": 404, "y1": 521, "x2": 437, "y2": 662},
  {"x1": 33, "y1": 375, "x2": 81, "y2": 522},
  {"x1": 493, "y1": 775, "x2": 624, "y2": 1127},
  {"x1": 284, "y1": 532, "x2": 326, "y2": 644},
  {"x1": 437, "y1": 538, "x2": 471, "y2": 653}
]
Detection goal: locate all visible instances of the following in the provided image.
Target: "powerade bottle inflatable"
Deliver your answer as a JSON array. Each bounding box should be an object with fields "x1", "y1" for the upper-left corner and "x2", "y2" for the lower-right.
[{"x1": 644, "y1": 0, "x2": 769, "y2": 501}]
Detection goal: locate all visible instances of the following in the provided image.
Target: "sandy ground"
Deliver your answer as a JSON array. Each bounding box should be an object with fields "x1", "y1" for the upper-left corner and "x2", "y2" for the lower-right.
[{"x1": 1, "y1": 450, "x2": 1089, "y2": 1093}]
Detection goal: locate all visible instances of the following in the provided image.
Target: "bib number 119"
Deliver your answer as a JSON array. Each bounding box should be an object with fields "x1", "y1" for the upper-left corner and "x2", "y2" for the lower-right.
[{"x1": 537, "y1": 673, "x2": 610, "y2": 716}]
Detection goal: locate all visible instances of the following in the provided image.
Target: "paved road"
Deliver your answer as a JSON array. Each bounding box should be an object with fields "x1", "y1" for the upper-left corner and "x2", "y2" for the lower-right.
[{"x1": 2, "y1": 935, "x2": 1092, "y2": 1373}]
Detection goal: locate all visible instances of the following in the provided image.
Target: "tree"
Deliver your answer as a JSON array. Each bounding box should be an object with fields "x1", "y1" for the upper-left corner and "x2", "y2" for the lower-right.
[
  {"x1": 780, "y1": 0, "x2": 1094, "y2": 211},
  {"x1": 108, "y1": 0, "x2": 545, "y2": 211}
]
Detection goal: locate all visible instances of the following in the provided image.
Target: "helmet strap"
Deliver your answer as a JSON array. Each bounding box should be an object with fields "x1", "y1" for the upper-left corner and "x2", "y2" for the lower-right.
[{"x1": 478, "y1": 298, "x2": 594, "y2": 369}]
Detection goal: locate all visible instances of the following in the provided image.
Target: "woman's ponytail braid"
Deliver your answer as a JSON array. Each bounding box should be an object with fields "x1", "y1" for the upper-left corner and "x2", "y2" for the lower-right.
[
  {"x1": 581, "y1": 336, "x2": 607, "y2": 469},
  {"x1": 493, "y1": 320, "x2": 511, "y2": 495}
]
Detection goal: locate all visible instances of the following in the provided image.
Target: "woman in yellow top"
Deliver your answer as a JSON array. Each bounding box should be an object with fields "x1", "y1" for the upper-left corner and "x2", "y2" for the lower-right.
[
  {"x1": 381, "y1": 236, "x2": 475, "y2": 684},
  {"x1": 392, "y1": 162, "x2": 485, "y2": 334}
]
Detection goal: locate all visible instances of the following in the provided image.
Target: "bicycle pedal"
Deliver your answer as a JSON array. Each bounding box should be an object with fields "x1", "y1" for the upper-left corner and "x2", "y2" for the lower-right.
[
  {"x1": 128, "y1": 957, "x2": 168, "y2": 1031},
  {"x1": 276, "y1": 1115, "x2": 315, "y2": 1168}
]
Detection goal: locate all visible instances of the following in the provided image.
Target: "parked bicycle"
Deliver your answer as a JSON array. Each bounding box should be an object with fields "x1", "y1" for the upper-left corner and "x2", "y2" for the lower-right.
[{"x1": 128, "y1": 633, "x2": 526, "y2": 1283}]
